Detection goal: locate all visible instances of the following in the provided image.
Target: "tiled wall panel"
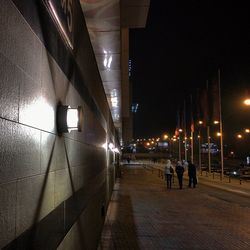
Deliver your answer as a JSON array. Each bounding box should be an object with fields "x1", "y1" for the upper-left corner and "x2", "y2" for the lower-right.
[
  {"x1": 0, "y1": 182, "x2": 16, "y2": 248},
  {"x1": 0, "y1": 0, "x2": 42, "y2": 83},
  {"x1": 16, "y1": 173, "x2": 55, "y2": 236},
  {"x1": 0, "y1": 53, "x2": 20, "y2": 121}
]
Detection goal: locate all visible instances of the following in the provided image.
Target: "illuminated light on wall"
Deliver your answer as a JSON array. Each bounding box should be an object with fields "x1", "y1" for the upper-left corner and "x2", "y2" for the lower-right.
[
  {"x1": 108, "y1": 143, "x2": 115, "y2": 150},
  {"x1": 102, "y1": 142, "x2": 108, "y2": 150},
  {"x1": 57, "y1": 105, "x2": 83, "y2": 133},
  {"x1": 113, "y1": 148, "x2": 120, "y2": 154}
]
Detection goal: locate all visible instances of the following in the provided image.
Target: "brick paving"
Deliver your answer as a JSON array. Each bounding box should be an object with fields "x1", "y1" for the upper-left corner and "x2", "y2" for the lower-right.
[{"x1": 98, "y1": 164, "x2": 250, "y2": 250}]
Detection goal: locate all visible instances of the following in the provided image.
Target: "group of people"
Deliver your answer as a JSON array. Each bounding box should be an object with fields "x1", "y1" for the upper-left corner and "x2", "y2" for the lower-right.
[{"x1": 164, "y1": 159, "x2": 197, "y2": 189}]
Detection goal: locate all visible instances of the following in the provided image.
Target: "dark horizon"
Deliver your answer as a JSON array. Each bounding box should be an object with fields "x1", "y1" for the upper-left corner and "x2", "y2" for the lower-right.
[{"x1": 130, "y1": 2, "x2": 250, "y2": 141}]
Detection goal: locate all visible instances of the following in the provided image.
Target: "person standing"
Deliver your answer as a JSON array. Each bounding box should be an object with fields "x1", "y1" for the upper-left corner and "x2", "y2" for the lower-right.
[
  {"x1": 175, "y1": 161, "x2": 185, "y2": 189},
  {"x1": 188, "y1": 161, "x2": 197, "y2": 188},
  {"x1": 164, "y1": 159, "x2": 174, "y2": 189}
]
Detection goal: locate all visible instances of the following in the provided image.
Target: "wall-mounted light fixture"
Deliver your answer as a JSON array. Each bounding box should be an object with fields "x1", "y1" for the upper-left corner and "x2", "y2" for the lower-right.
[
  {"x1": 57, "y1": 105, "x2": 83, "y2": 134},
  {"x1": 107, "y1": 142, "x2": 120, "y2": 154},
  {"x1": 108, "y1": 143, "x2": 115, "y2": 151}
]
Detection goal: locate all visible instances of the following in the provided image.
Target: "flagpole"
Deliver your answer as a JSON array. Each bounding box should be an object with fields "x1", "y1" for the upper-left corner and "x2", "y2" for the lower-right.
[
  {"x1": 179, "y1": 134, "x2": 181, "y2": 161},
  {"x1": 218, "y1": 69, "x2": 224, "y2": 180},
  {"x1": 207, "y1": 125, "x2": 211, "y2": 174},
  {"x1": 198, "y1": 131, "x2": 202, "y2": 174},
  {"x1": 184, "y1": 100, "x2": 187, "y2": 161},
  {"x1": 190, "y1": 95, "x2": 194, "y2": 163},
  {"x1": 191, "y1": 131, "x2": 194, "y2": 163},
  {"x1": 204, "y1": 80, "x2": 211, "y2": 174}
]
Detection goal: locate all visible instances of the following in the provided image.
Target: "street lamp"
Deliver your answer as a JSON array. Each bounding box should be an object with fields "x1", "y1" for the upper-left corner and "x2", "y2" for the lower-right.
[
  {"x1": 214, "y1": 120, "x2": 219, "y2": 124},
  {"x1": 163, "y1": 134, "x2": 168, "y2": 140},
  {"x1": 245, "y1": 129, "x2": 250, "y2": 133},
  {"x1": 216, "y1": 132, "x2": 221, "y2": 137},
  {"x1": 237, "y1": 134, "x2": 243, "y2": 139},
  {"x1": 244, "y1": 99, "x2": 250, "y2": 106}
]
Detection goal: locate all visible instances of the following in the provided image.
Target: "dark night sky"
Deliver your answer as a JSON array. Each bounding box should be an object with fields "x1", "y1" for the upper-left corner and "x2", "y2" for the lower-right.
[{"x1": 130, "y1": 1, "x2": 250, "y2": 141}]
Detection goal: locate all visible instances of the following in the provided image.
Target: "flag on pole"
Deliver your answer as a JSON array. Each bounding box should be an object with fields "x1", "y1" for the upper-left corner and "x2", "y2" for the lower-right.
[
  {"x1": 210, "y1": 77, "x2": 220, "y2": 123},
  {"x1": 200, "y1": 84, "x2": 209, "y2": 127},
  {"x1": 175, "y1": 110, "x2": 181, "y2": 136},
  {"x1": 190, "y1": 95, "x2": 194, "y2": 133}
]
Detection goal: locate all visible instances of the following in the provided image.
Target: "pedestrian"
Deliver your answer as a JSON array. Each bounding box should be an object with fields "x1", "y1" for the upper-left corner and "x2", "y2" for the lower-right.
[
  {"x1": 175, "y1": 161, "x2": 185, "y2": 189},
  {"x1": 164, "y1": 159, "x2": 174, "y2": 189},
  {"x1": 182, "y1": 160, "x2": 188, "y2": 171},
  {"x1": 188, "y1": 161, "x2": 197, "y2": 188},
  {"x1": 126, "y1": 156, "x2": 131, "y2": 164}
]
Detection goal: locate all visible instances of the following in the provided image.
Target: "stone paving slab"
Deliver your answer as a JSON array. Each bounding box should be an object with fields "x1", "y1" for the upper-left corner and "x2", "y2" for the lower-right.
[{"x1": 98, "y1": 165, "x2": 250, "y2": 250}]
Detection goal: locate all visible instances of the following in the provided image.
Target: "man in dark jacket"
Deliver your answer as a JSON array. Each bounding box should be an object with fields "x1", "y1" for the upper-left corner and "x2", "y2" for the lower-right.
[
  {"x1": 188, "y1": 161, "x2": 197, "y2": 188},
  {"x1": 175, "y1": 161, "x2": 185, "y2": 189}
]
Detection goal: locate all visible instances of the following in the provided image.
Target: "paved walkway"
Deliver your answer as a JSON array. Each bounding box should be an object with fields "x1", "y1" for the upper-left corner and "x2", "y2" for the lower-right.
[{"x1": 98, "y1": 164, "x2": 250, "y2": 250}]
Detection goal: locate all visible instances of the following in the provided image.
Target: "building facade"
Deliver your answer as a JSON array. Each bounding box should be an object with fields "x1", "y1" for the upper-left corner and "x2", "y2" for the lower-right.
[{"x1": 0, "y1": 0, "x2": 149, "y2": 249}]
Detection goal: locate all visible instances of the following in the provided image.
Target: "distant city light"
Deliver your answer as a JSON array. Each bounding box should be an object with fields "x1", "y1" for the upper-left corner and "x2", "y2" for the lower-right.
[
  {"x1": 131, "y1": 103, "x2": 139, "y2": 113},
  {"x1": 216, "y1": 132, "x2": 221, "y2": 137},
  {"x1": 198, "y1": 120, "x2": 203, "y2": 125},
  {"x1": 245, "y1": 129, "x2": 250, "y2": 133},
  {"x1": 237, "y1": 134, "x2": 243, "y2": 139}
]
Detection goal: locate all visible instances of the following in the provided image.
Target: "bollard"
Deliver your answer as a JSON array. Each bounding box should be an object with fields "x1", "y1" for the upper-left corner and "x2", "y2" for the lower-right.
[
  {"x1": 200, "y1": 170, "x2": 203, "y2": 176},
  {"x1": 158, "y1": 169, "x2": 160, "y2": 177},
  {"x1": 240, "y1": 178, "x2": 242, "y2": 185},
  {"x1": 206, "y1": 171, "x2": 208, "y2": 177},
  {"x1": 228, "y1": 175, "x2": 231, "y2": 183},
  {"x1": 213, "y1": 172, "x2": 215, "y2": 179}
]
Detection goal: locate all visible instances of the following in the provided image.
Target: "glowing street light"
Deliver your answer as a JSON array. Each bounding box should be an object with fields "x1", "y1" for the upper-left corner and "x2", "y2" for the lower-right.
[
  {"x1": 216, "y1": 132, "x2": 221, "y2": 137},
  {"x1": 198, "y1": 120, "x2": 203, "y2": 125},
  {"x1": 244, "y1": 99, "x2": 250, "y2": 106},
  {"x1": 245, "y1": 129, "x2": 250, "y2": 133},
  {"x1": 163, "y1": 134, "x2": 168, "y2": 139},
  {"x1": 237, "y1": 134, "x2": 243, "y2": 139},
  {"x1": 178, "y1": 129, "x2": 183, "y2": 132},
  {"x1": 214, "y1": 120, "x2": 219, "y2": 124}
]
